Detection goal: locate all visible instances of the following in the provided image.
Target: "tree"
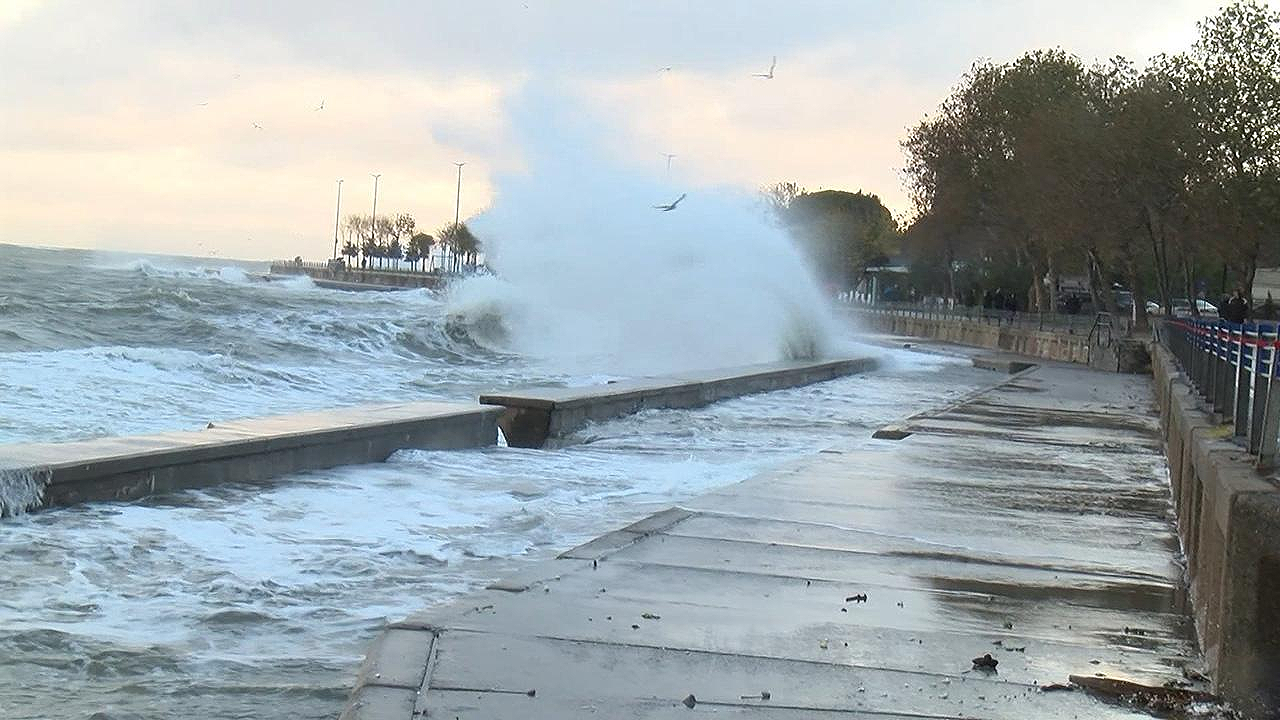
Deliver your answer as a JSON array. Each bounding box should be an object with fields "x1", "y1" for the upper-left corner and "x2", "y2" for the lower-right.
[
  {"x1": 438, "y1": 222, "x2": 480, "y2": 272},
  {"x1": 776, "y1": 190, "x2": 899, "y2": 292},
  {"x1": 761, "y1": 181, "x2": 806, "y2": 219},
  {"x1": 1182, "y1": 0, "x2": 1280, "y2": 298},
  {"x1": 341, "y1": 240, "x2": 359, "y2": 268},
  {"x1": 898, "y1": 3, "x2": 1279, "y2": 325},
  {"x1": 344, "y1": 213, "x2": 368, "y2": 267},
  {"x1": 408, "y1": 232, "x2": 434, "y2": 272},
  {"x1": 387, "y1": 238, "x2": 404, "y2": 270}
]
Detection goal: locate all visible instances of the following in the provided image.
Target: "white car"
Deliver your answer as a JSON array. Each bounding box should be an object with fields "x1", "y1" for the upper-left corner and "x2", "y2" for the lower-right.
[{"x1": 1146, "y1": 299, "x2": 1219, "y2": 318}]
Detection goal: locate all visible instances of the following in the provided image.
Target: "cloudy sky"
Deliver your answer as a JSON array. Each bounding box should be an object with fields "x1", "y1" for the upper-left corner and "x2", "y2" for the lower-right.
[{"x1": 0, "y1": 0, "x2": 1238, "y2": 260}]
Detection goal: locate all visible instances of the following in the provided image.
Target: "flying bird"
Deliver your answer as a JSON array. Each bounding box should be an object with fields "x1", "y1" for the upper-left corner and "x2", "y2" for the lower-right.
[
  {"x1": 252, "y1": 122, "x2": 263, "y2": 130},
  {"x1": 654, "y1": 193, "x2": 686, "y2": 211},
  {"x1": 752, "y1": 56, "x2": 776, "y2": 79},
  {"x1": 197, "y1": 101, "x2": 209, "y2": 106},
  {"x1": 657, "y1": 66, "x2": 672, "y2": 73},
  {"x1": 315, "y1": 100, "x2": 325, "y2": 111}
]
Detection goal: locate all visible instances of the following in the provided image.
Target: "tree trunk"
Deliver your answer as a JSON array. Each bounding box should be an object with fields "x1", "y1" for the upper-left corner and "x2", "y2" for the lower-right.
[
  {"x1": 1182, "y1": 255, "x2": 1198, "y2": 317},
  {"x1": 1145, "y1": 204, "x2": 1173, "y2": 317},
  {"x1": 1087, "y1": 247, "x2": 1119, "y2": 316},
  {"x1": 1127, "y1": 256, "x2": 1149, "y2": 334},
  {"x1": 1047, "y1": 254, "x2": 1059, "y2": 316}
]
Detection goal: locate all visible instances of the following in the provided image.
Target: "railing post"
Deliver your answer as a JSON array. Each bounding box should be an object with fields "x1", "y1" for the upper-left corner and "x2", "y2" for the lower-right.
[
  {"x1": 1216, "y1": 324, "x2": 1234, "y2": 417},
  {"x1": 1205, "y1": 321, "x2": 1219, "y2": 406},
  {"x1": 1256, "y1": 339, "x2": 1280, "y2": 468},
  {"x1": 1250, "y1": 325, "x2": 1276, "y2": 454},
  {"x1": 1235, "y1": 324, "x2": 1254, "y2": 438},
  {"x1": 1195, "y1": 321, "x2": 1210, "y2": 397}
]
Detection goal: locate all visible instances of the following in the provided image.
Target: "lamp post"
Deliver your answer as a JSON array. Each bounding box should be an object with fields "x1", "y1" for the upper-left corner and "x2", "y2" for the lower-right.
[
  {"x1": 450, "y1": 162, "x2": 465, "y2": 273},
  {"x1": 332, "y1": 179, "x2": 343, "y2": 262},
  {"x1": 370, "y1": 173, "x2": 381, "y2": 269}
]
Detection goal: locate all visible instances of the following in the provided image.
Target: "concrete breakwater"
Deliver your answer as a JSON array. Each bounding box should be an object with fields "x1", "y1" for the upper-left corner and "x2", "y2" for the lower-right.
[
  {"x1": 0, "y1": 358, "x2": 878, "y2": 513},
  {"x1": 268, "y1": 261, "x2": 447, "y2": 291},
  {"x1": 480, "y1": 357, "x2": 879, "y2": 448},
  {"x1": 1151, "y1": 344, "x2": 1280, "y2": 716},
  {"x1": 0, "y1": 402, "x2": 500, "y2": 514}
]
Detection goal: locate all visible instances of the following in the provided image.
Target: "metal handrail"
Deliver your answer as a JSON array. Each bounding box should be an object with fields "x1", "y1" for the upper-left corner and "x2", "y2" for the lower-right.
[{"x1": 1160, "y1": 317, "x2": 1280, "y2": 467}]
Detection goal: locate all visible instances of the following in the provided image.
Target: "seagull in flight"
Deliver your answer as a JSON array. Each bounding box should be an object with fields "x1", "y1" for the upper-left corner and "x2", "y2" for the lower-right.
[
  {"x1": 654, "y1": 193, "x2": 686, "y2": 212},
  {"x1": 252, "y1": 122, "x2": 263, "y2": 130},
  {"x1": 315, "y1": 99, "x2": 325, "y2": 111},
  {"x1": 197, "y1": 101, "x2": 209, "y2": 106},
  {"x1": 752, "y1": 56, "x2": 776, "y2": 79},
  {"x1": 657, "y1": 66, "x2": 672, "y2": 73}
]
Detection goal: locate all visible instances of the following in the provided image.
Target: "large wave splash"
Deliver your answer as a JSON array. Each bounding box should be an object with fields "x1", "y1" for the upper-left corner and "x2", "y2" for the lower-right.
[{"x1": 443, "y1": 90, "x2": 838, "y2": 377}]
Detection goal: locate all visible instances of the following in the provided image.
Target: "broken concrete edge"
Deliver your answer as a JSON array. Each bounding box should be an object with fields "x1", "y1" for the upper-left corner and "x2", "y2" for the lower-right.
[
  {"x1": 556, "y1": 507, "x2": 695, "y2": 560},
  {"x1": 872, "y1": 363, "x2": 1041, "y2": 442},
  {"x1": 1150, "y1": 344, "x2": 1280, "y2": 717},
  {"x1": 344, "y1": 507, "x2": 698, "y2": 718},
  {"x1": 971, "y1": 356, "x2": 1038, "y2": 374}
]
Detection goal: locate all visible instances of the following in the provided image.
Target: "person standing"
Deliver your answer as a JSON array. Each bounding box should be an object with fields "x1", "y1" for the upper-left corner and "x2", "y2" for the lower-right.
[{"x1": 1223, "y1": 288, "x2": 1250, "y2": 323}]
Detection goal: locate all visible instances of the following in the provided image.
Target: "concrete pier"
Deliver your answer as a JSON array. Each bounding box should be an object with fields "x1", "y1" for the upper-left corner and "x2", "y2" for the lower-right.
[
  {"x1": 480, "y1": 357, "x2": 878, "y2": 448},
  {"x1": 268, "y1": 261, "x2": 447, "y2": 291},
  {"x1": 344, "y1": 362, "x2": 1206, "y2": 719},
  {"x1": 0, "y1": 402, "x2": 500, "y2": 513}
]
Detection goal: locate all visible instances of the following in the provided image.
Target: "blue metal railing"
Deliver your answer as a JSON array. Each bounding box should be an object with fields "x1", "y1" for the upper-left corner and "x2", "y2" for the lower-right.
[{"x1": 1160, "y1": 318, "x2": 1280, "y2": 466}]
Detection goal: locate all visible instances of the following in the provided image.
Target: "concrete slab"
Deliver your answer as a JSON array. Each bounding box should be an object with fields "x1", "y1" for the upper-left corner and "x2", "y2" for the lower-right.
[
  {"x1": 345, "y1": 363, "x2": 1206, "y2": 719},
  {"x1": 480, "y1": 357, "x2": 878, "y2": 447},
  {"x1": 972, "y1": 354, "x2": 1039, "y2": 374}
]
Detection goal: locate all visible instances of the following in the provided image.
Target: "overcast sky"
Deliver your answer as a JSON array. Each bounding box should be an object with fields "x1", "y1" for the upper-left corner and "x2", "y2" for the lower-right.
[{"x1": 0, "y1": 0, "x2": 1242, "y2": 260}]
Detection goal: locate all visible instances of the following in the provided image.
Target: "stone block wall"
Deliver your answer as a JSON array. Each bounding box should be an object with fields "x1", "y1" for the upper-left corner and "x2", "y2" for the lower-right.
[{"x1": 1152, "y1": 344, "x2": 1280, "y2": 717}]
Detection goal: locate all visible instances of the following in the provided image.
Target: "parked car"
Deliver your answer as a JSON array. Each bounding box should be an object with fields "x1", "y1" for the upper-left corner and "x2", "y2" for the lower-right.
[{"x1": 1145, "y1": 298, "x2": 1219, "y2": 318}]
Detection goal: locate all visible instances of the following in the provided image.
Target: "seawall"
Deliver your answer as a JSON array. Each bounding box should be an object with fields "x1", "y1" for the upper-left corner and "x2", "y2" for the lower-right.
[
  {"x1": 855, "y1": 307, "x2": 1092, "y2": 362},
  {"x1": 480, "y1": 357, "x2": 879, "y2": 448},
  {"x1": 0, "y1": 402, "x2": 500, "y2": 514},
  {"x1": 269, "y1": 261, "x2": 447, "y2": 291},
  {"x1": 1151, "y1": 343, "x2": 1280, "y2": 716},
  {"x1": 853, "y1": 307, "x2": 1151, "y2": 373}
]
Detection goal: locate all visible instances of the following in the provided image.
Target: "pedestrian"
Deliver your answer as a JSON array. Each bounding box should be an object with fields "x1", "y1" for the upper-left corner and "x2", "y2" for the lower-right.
[{"x1": 1223, "y1": 288, "x2": 1250, "y2": 323}]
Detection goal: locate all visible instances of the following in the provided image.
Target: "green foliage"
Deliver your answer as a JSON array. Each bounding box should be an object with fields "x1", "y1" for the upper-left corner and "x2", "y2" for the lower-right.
[
  {"x1": 773, "y1": 189, "x2": 899, "y2": 289},
  {"x1": 900, "y1": 1, "x2": 1280, "y2": 319},
  {"x1": 437, "y1": 222, "x2": 482, "y2": 272}
]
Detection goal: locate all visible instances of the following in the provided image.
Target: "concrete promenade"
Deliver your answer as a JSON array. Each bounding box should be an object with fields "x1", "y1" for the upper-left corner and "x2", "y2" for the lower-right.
[{"x1": 343, "y1": 361, "x2": 1206, "y2": 719}]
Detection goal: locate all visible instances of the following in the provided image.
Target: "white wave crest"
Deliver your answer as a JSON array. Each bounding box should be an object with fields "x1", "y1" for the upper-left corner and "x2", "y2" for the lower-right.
[{"x1": 0, "y1": 466, "x2": 50, "y2": 516}]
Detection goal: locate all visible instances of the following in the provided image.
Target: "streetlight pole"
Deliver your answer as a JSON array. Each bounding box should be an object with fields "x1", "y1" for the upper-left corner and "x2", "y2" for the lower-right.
[
  {"x1": 370, "y1": 173, "x2": 381, "y2": 269},
  {"x1": 451, "y1": 161, "x2": 465, "y2": 274},
  {"x1": 332, "y1": 179, "x2": 343, "y2": 262},
  {"x1": 453, "y1": 162, "x2": 465, "y2": 225}
]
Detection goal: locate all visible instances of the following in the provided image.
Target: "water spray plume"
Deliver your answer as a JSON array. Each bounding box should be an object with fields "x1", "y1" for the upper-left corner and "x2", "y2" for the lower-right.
[{"x1": 449, "y1": 88, "x2": 839, "y2": 377}]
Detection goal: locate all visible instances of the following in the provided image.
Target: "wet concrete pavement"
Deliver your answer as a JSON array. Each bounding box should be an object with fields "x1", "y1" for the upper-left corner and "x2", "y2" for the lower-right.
[{"x1": 343, "y1": 360, "x2": 1203, "y2": 719}]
